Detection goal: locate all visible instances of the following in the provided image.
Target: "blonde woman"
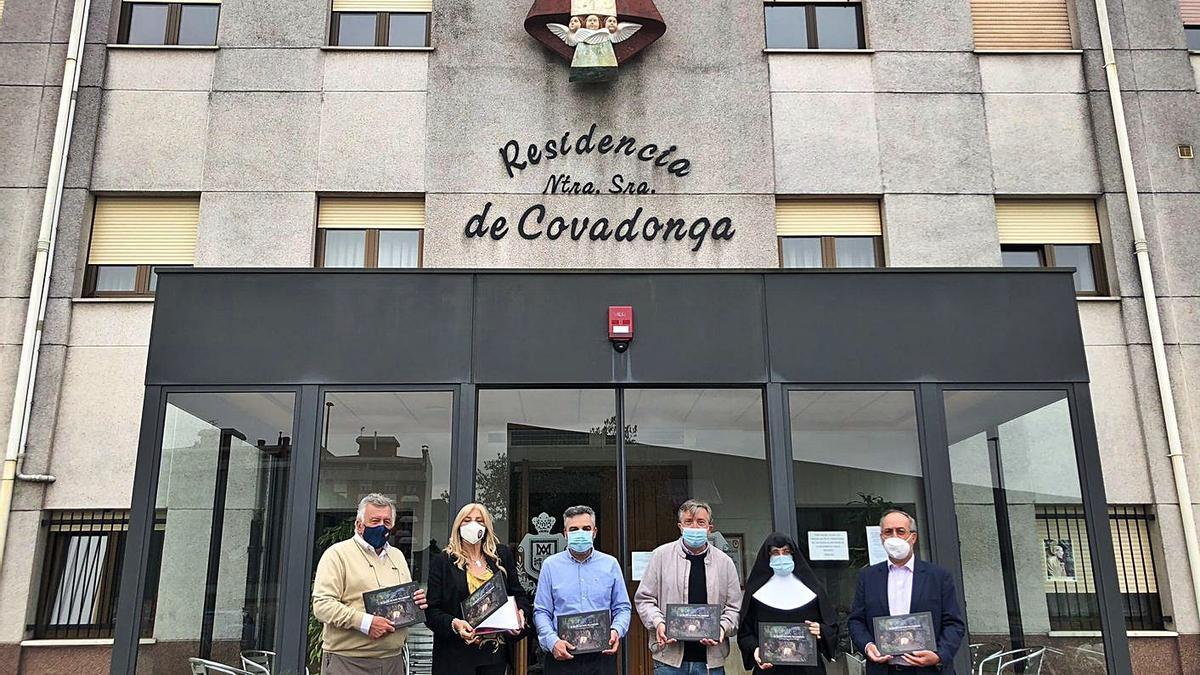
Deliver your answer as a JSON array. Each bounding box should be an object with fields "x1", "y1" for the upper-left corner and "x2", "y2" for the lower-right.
[{"x1": 425, "y1": 503, "x2": 532, "y2": 675}]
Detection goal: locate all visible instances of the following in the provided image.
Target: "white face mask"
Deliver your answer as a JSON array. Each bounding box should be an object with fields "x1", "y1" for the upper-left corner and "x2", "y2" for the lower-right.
[
  {"x1": 460, "y1": 521, "x2": 486, "y2": 545},
  {"x1": 883, "y1": 536, "x2": 912, "y2": 560}
]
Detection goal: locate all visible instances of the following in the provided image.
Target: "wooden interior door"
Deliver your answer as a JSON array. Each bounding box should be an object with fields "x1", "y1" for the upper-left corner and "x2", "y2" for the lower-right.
[{"x1": 625, "y1": 465, "x2": 690, "y2": 675}]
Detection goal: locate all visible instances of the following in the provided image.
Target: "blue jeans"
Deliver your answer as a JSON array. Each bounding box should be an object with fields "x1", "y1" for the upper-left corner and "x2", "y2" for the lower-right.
[{"x1": 653, "y1": 664, "x2": 725, "y2": 675}]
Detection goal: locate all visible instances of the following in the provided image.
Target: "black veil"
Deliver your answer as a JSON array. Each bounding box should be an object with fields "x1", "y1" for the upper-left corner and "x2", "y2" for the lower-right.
[{"x1": 740, "y1": 532, "x2": 839, "y2": 662}]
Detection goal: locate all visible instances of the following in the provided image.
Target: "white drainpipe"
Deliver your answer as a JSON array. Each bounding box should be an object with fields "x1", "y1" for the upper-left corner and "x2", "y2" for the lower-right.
[
  {"x1": 1092, "y1": 0, "x2": 1200, "y2": 622},
  {"x1": 0, "y1": 0, "x2": 91, "y2": 572}
]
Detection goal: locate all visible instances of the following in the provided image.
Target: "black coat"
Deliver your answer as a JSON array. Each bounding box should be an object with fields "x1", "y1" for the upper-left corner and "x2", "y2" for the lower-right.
[{"x1": 424, "y1": 544, "x2": 533, "y2": 675}]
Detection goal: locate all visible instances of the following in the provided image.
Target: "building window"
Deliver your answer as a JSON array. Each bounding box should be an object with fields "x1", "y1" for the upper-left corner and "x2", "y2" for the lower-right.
[
  {"x1": 1187, "y1": 27, "x2": 1200, "y2": 50},
  {"x1": 970, "y1": 0, "x2": 1074, "y2": 50},
  {"x1": 329, "y1": 1, "x2": 432, "y2": 47},
  {"x1": 1182, "y1": 2, "x2": 1200, "y2": 48},
  {"x1": 996, "y1": 199, "x2": 1108, "y2": 296},
  {"x1": 33, "y1": 511, "x2": 164, "y2": 640},
  {"x1": 316, "y1": 197, "x2": 425, "y2": 268},
  {"x1": 84, "y1": 197, "x2": 199, "y2": 298},
  {"x1": 1038, "y1": 505, "x2": 1166, "y2": 631},
  {"x1": 764, "y1": 3, "x2": 865, "y2": 50},
  {"x1": 781, "y1": 236, "x2": 881, "y2": 268},
  {"x1": 776, "y1": 199, "x2": 883, "y2": 268},
  {"x1": 117, "y1": 2, "x2": 220, "y2": 46}
]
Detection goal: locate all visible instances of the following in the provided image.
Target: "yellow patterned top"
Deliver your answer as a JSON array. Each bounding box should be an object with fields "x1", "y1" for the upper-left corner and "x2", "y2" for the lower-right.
[{"x1": 467, "y1": 567, "x2": 494, "y2": 594}]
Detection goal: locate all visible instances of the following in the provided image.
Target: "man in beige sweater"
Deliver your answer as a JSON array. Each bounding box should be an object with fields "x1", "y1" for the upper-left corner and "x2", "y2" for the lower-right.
[
  {"x1": 313, "y1": 493, "x2": 428, "y2": 675},
  {"x1": 634, "y1": 499, "x2": 743, "y2": 675}
]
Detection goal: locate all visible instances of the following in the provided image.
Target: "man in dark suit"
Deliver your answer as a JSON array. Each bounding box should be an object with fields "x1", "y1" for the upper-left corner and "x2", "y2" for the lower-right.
[{"x1": 848, "y1": 510, "x2": 965, "y2": 674}]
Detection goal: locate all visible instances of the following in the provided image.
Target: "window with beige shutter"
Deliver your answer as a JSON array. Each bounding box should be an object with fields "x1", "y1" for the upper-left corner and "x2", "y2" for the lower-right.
[
  {"x1": 970, "y1": 0, "x2": 1075, "y2": 51},
  {"x1": 1182, "y1": 0, "x2": 1200, "y2": 49},
  {"x1": 775, "y1": 199, "x2": 883, "y2": 269},
  {"x1": 84, "y1": 196, "x2": 199, "y2": 298},
  {"x1": 329, "y1": 0, "x2": 432, "y2": 47},
  {"x1": 996, "y1": 198, "x2": 1108, "y2": 296},
  {"x1": 316, "y1": 197, "x2": 426, "y2": 269}
]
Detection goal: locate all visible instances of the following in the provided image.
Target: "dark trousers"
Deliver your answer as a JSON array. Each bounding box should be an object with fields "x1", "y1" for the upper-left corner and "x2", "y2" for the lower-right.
[
  {"x1": 542, "y1": 652, "x2": 619, "y2": 675},
  {"x1": 470, "y1": 664, "x2": 509, "y2": 675}
]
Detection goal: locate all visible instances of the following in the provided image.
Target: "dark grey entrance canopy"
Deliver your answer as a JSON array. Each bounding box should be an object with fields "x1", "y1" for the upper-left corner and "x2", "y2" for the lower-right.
[
  {"x1": 114, "y1": 268, "x2": 1129, "y2": 675},
  {"x1": 145, "y1": 268, "x2": 1088, "y2": 386}
]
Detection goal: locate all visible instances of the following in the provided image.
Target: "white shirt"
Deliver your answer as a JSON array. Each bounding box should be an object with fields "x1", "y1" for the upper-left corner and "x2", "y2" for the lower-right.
[
  {"x1": 353, "y1": 535, "x2": 390, "y2": 634},
  {"x1": 887, "y1": 557, "x2": 915, "y2": 616}
]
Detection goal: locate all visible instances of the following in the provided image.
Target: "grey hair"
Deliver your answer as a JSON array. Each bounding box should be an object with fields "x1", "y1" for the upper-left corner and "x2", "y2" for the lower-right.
[
  {"x1": 357, "y1": 493, "x2": 396, "y2": 521},
  {"x1": 879, "y1": 509, "x2": 917, "y2": 531},
  {"x1": 677, "y1": 499, "x2": 713, "y2": 523},
  {"x1": 563, "y1": 505, "x2": 596, "y2": 525}
]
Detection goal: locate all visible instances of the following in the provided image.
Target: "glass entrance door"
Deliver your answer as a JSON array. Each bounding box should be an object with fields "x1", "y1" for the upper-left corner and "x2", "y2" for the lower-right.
[
  {"x1": 475, "y1": 388, "x2": 774, "y2": 675},
  {"x1": 476, "y1": 389, "x2": 620, "y2": 674}
]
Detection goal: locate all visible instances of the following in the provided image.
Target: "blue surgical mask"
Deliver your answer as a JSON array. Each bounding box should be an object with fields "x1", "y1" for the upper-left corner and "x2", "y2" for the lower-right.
[
  {"x1": 362, "y1": 524, "x2": 389, "y2": 549},
  {"x1": 770, "y1": 555, "x2": 795, "y2": 576},
  {"x1": 682, "y1": 527, "x2": 709, "y2": 549},
  {"x1": 567, "y1": 529, "x2": 594, "y2": 553}
]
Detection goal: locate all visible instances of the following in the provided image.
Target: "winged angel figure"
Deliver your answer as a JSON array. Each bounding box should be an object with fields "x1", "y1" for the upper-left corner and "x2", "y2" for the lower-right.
[{"x1": 547, "y1": 14, "x2": 642, "y2": 82}]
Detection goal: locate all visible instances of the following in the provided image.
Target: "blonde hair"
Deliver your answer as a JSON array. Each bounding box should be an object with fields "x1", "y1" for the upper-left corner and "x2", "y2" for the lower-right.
[{"x1": 445, "y1": 503, "x2": 507, "y2": 576}]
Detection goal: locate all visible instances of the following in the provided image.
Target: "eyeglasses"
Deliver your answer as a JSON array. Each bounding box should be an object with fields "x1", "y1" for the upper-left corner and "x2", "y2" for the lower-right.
[{"x1": 881, "y1": 528, "x2": 914, "y2": 537}]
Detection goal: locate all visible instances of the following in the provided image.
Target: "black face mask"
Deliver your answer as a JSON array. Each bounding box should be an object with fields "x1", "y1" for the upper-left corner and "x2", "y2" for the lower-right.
[{"x1": 363, "y1": 524, "x2": 389, "y2": 549}]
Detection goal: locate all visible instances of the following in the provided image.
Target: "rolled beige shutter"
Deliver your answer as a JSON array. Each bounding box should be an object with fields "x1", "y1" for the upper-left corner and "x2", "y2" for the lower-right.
[
  {"x1": 971, "y1": 0, "x2": 1074, "y2": 50},
  {"x1": 995, "y1": 199, "x2": 1100, "y2": 244},
  {"x1": 318, "y1": 197, "x2": 426, "y2": 229},
  {"x1": 0, "y1": 0, "x2": 6, "y2": 23},
  {"x1": 1182, "y1": 0, "x2": 1200, "y2": 25},
  {"x1": 87, "y1": 197, "x2": 199, "y2": 265},
  {"x1": 331, "y1": 0, "x2": 433, "y2": 11},
  {"x1": 775, "y1": 199, "x2": 882, "y2": 237}
]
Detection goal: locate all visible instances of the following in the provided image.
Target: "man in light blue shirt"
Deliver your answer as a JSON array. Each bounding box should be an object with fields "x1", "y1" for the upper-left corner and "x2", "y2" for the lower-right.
[{"x1": 534, "y1": 505, "x2": 632, "y2": 675}]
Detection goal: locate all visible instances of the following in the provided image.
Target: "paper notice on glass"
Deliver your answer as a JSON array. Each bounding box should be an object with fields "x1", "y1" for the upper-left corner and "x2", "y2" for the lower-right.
[
  {"x1": 476, "y1": 596, "x2": 521, "y2": 634},
  {"x1": 807, "y1": 531, "x2": 850, "y2": 561},
  {"x1": 866, "y1": 526, "x2": 888, "y2": 565},
  {"x1": 631, "y1": 551, "x2": 653, "y2": 581}
]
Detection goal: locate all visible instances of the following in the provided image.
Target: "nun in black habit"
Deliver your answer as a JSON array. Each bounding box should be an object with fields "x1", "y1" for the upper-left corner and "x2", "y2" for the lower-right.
[{"x1": 737, "y1": 533, "x2": 839, "y2": 673}]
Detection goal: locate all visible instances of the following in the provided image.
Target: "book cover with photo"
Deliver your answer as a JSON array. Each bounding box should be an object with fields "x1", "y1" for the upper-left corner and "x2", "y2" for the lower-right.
[
  {"x1": 460, "y1": 575, "x2": 508, "y2": 628},
  {"x1": 664, "y1": 604, "x2": 721, "y2": 641},
  {"x1": 362, "y1": 581, "x2": 425, "y2": 630},
  {"x1": 873, "y1": 611, "x2": 936, "y2": 656},
  {"x1": 557, "y1": 609, "x2": 612, "y2": 654},
  {"x1": 758, "y1": 622, "x2": 818, "y2": 666}
]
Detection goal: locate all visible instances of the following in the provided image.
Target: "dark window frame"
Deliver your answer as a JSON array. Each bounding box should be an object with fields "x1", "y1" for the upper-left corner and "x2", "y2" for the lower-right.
[
  {"x1": 117, "y1": 2, "x2": 220, "y2": 46},
  {"x1": 777, "y1": 235, "x2": 884, "y2": 269},
  {"x1": 1000, "y1": 243, "x2": 1108, "y2": 296},
  {"x1": 315, "y1": 228, "x2": 425, "y2": 269},
  {"x1": 84, "y1": 264, "x2": 153, "y2": 298},
  {"x1": 1186, "y1": 25, "x2": 1200, "y2": 51},
  {"x1": 31, "y1": 510, "x2": 165, "y2": 640},
  {"x1": 329, "y1": 11, "x2": 431, "y2": 47},
  {"x1": 764, "y1": 2, "x2": 867, "y2": 50}
]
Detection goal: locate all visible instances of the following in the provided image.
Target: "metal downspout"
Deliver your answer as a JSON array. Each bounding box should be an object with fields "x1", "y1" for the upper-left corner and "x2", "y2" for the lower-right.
[{"x1": 1092, "y1": 0, "x2": 1200, "y2": 622}]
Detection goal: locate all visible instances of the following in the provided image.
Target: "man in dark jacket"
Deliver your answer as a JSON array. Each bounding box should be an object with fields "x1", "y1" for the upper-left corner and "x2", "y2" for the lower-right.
[{"x1": 848, "y1": 510, "x2": 965, "y2": 674}]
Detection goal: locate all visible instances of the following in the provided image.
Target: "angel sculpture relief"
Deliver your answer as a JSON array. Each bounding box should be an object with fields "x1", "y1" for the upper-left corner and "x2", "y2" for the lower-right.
[{"x1": 547, "y1": 14, "x2": 642, "y2": 82}]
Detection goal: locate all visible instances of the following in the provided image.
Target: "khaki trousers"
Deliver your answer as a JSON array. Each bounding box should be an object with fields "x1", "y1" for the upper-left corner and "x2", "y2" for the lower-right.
[{"x1": 321, "y1": 652, "x2": 406, "y2": 675}]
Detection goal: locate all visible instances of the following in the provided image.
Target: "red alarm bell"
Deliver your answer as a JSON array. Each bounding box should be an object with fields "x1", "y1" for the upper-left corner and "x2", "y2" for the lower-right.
[{"x1": 608, "y1": 306, "x2": 633, "y2": 352}]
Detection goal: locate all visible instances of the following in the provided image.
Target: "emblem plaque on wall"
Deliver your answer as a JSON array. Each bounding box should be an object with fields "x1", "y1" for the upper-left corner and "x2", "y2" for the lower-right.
[
  {"x1": 518, "y1": 512, "x2": 566, "y2": 592},
  {"x1": 525, "y1": 0, "x2": 666, "y2": 82}
]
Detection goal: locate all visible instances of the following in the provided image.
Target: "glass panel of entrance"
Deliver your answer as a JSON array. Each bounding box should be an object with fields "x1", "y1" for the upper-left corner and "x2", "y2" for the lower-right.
[
  {"x1": 788, "y1": 390, "x2": 928, "y2": 674},
  {"x1": 311, "y1": 391, "x2": 454, "y2": 672},
  {"x1": 475, "y1": 389, "x2": 773, "y2": 675},
  {"x1": 945, "y1": 390, "x2": 1108, "y2": 674},
  {"x1": 135, "y1": 392, "x2": 295, "y2": 674},
  {"x1": 476, "y1": 389, "x2": 619, "y2": 674}
]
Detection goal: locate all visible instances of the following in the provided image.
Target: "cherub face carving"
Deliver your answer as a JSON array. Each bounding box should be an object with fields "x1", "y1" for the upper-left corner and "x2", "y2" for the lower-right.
[
  {"x1": 585, "y1": 14, "x2": 601, "y2": 30},
  {"x1": 605, "y1": 15, "x2": 619, "y2": 32},
  {"x1": 568, "y1": 15, "x2": 581, "y2": 31}
]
